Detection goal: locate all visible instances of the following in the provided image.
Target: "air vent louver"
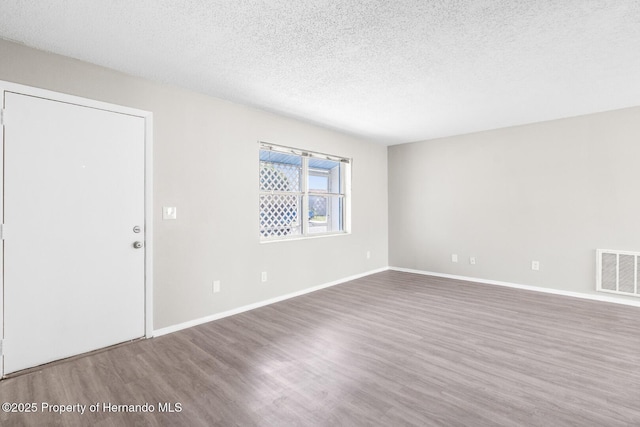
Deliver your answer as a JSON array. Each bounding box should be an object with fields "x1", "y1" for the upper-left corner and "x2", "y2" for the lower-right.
[{"x1": 596, "y1": 249, "x2": 640, "y2": 296}]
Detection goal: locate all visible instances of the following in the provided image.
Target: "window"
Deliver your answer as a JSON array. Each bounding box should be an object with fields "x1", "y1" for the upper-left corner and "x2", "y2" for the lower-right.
[{"x1": 259, "y1": 143, "x2": 350, "y2": 241}]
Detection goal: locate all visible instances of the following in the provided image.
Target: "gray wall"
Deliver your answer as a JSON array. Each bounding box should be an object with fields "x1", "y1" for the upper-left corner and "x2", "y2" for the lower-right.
[
  {"x1": 389, "y1": 107, "x2": 640, "y2": 297},
  {"x1": 0, "y1": 39, "x2": 389, "y2": 329}
]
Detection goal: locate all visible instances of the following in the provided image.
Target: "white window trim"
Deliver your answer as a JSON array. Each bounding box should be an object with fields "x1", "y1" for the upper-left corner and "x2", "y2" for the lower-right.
[{"x1": 259, "y1": 142, "x2": 351, "y2": 242}]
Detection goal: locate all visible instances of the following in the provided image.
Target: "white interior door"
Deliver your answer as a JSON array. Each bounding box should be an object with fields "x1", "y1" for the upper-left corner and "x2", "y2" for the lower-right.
[{"x1": 3, "y1": 92, "x2": 146, "y2": 375}]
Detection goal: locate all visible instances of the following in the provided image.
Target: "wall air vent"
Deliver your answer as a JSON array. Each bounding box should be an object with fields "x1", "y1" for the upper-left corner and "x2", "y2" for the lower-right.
[{"x1": 596, "y1": 249, "x2": 640, "y2": 296}]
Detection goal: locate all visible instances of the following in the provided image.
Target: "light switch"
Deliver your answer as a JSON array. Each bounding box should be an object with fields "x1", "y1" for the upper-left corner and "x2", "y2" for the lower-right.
[{"x1": 163, "y1": 206, "x2": 177, "y2": 220}]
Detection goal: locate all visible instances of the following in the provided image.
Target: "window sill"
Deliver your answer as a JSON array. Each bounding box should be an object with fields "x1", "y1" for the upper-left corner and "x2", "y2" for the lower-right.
[{"x1": 260, "y1": 231, "x2": 350, "y2": 244}]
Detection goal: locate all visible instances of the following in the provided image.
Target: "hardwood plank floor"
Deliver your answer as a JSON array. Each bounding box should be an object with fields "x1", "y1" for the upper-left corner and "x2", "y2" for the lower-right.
[{"x1": 2, "y1": 270, "x2": 640, "y2": 426}]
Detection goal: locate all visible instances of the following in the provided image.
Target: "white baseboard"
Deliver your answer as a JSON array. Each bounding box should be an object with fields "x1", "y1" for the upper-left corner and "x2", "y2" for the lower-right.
[
  {"x1": 390, "y1": 266, "x2": 640, "y2": 308},
  {"x1": 154, "y1": 266, "x2": 390, "y2": 337}
]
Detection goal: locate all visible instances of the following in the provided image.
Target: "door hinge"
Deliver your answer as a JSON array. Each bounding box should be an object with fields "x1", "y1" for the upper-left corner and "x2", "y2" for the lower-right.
[
  {"x1": 0, "y1": 224, "x2": 4, "y2": 240},
  {"x1": 0, "y1": 108, "x2": 5, "y2": 126},
  {"x1": 0, "y1": 340, "x2": 3, "y2": 357}
]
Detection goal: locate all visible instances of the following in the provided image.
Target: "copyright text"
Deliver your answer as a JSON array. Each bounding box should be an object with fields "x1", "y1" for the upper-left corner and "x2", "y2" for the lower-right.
[{"x1": 2, "y1": 402, "x2": 182, "y2": 414}]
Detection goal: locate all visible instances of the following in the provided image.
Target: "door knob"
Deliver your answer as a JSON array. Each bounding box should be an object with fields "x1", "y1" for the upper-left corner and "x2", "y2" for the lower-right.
[{"x1": 133, "y1": 241, "x2": 144, "y2": 249}]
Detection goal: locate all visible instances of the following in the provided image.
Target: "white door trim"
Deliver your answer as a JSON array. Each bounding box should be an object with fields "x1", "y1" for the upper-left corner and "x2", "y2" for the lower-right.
[{"x1": 0, "y1": 80, "x2": 154, "y2": 377}]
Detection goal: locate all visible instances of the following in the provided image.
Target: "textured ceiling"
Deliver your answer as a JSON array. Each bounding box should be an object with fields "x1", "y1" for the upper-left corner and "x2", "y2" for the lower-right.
[{"x1": 1, "y1": 1, "x2": 639, "y2": 144}]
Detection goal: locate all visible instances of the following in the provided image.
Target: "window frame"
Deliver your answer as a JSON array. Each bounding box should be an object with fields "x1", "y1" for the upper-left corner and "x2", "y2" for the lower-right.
[{"x1": 259, "y1": 142, "x2": 351, "y2": 242}]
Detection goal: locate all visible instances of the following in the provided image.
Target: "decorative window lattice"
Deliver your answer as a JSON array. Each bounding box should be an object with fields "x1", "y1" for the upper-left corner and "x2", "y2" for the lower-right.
[
  {"x1": 260, "y1": 162, "x2": 301, "y2": 192},
  {"x1": 259, "y1": 194, "x2": 301, "y2": 238},
  {"x1": 309, "y1": 195, "x2": 327, "y2": 217},
  {"x1": 259, "y1": 159, "x2": 302, "y2": 238}
]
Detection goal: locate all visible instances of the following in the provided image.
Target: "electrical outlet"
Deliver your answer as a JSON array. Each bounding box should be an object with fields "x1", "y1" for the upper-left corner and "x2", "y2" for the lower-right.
[
  {"x1": 470, "y1": 256, "x2": 476, "y2": 265},
  {"x1": 213, "y1": 280, "x2": 220, "y2": 293},
  {"x1": 366, "y1": 251, "x2": 371, "y2": 259},
  {"x1": 261, "y1": 272, "x2": 268, "y2": 282},
  {"x1": 452, "y1": 254, "x2": 458, "y2": 263},
  {"x1": 531, "y1": 261, "x2": 540, "y2": 271}
]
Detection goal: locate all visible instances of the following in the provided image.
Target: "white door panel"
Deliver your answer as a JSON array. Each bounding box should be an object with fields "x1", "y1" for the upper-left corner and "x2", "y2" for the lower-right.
[{"x1": 3, "y1": 92, "x2": 145, "y2": 374}]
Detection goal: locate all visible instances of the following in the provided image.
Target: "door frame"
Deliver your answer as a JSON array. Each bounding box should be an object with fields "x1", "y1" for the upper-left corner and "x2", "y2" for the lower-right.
[{"x1": 0, "y1": 80, "x2": 154, "y2": 377}]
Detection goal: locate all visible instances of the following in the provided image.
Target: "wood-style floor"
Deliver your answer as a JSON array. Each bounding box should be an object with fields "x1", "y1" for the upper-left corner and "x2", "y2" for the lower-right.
[{"x1": 2, "y1": 270, "x2": 640, "y2": 426}]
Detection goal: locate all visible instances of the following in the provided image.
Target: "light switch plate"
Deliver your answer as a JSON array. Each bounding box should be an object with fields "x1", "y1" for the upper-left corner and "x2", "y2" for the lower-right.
[{"x1": 163, "y1": 206, "x2": 177, "y2": 220}]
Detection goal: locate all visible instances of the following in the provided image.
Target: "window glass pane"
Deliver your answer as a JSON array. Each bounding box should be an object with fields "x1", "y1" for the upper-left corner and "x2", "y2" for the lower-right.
[
  {"x1": 308, "y1": 195, "x2": 343, "y2": 234},
  {"x1": 259, "y1": 150, "x2": 302, "y2": 192},
  {"x1": 308, "y1": 158, "x2": 340, "y2": 170},
  {"x1": 308, "y1": 159, "x2": 341, "y2": 194},
  {"x1": 308, "y1": 173, "x2": 328, "y2": 192},
  {"x1": 260, "y1": 194, "x2": 302, "y2": 238}
]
